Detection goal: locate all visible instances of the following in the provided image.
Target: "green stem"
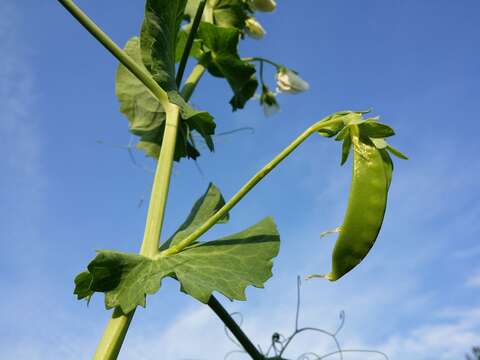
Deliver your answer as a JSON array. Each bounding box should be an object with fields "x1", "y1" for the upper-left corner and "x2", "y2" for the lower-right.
[
  {"x1": 160, "y1": 116, "x2": 343, "y2": 257},
  {"x1": 57, "y1": 1, "x2": 181, "y2": 359},
  {"x1": 57, "y1": 0, "x2": 169, "y2": 108},
  {"x1": 181, "y1": 63, "x2": 206, "y2": 101},
  {"x1": 176, "y1": 0, "x2": 207, "y2": 87},
  {"x1": 243, "y1": 56, "x2": 282, "y2": 70}
]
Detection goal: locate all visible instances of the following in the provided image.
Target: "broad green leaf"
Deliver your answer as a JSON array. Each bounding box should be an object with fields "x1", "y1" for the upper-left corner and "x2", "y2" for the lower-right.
[
  {"x1": 116, "y1": 37, "x2": 215, "y2": 160},
  {"x1": 171, "y1": 217, "x2": 280, "y2": 302},
  {"x1": 141, "y1": 0, "x2": 187, "y2": 91},
  {"x1": 86, "y1": 251, "x2": 175, "y2": 313},
  {"x1": 75, "y1": 216, "x2": 280, "y2": 312},
  {"x1": 160, "y1": 183, "x2": 229, "y2": 250},
  {"x1": 197, "y1": 22, "x2": 258, "y2": 110},
  {"x1": 175, "y1": 30, "x2": 203, "y2": 62}
]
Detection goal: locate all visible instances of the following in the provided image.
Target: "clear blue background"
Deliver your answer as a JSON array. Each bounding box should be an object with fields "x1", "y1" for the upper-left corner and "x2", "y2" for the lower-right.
[{"x1": 1, "y1": 1, "x2": 479, "y2": 359}]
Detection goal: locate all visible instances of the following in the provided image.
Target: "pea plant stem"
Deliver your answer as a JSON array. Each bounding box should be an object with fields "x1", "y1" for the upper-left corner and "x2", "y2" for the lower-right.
[
  {"x1": 208, "y1": 296, "x2": 265, "y2": 360},
  {"x1": 160, "y1": 116, "x2": 343, "y2": 257},
  {"x1": 243, "y1": 56, "x2": 282, "y2": 69},
  {"x1": 57, "y1": 0, "x2": 169, "y2": 109},
  {"x1": 56, "y1": 1, "x2": 181, "y2": 359},
  {"x1": 176, "y1": 0, "x2": 207, "y2": 87}
]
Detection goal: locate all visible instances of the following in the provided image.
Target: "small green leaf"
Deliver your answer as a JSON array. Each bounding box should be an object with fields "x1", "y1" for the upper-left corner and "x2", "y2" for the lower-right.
[
  {"x1": 160, "y1": 183, "x2": 229, "y2": 250},
  {"x1": 370, "y1": 137, "x2": 388, "y2": 149},
  {"x1": 317, "y1": 118, "x2": 346, "y2": 138},
  {"x1": 386, "y1": 144, "x2": 409, "y2": 160},
  {"x1": 335, "y1": 126, "x2": 350, "y2": 141},
  {"x1": 341, "y1": 135, "x2": 352, "y2": 165},
  {"x1": 74, "y1": 271, "x2": 94, "y2": 302},
  {"x1": 359, "y1": 121, "x2": 395, "y2": 138},
  {"x1": 197, "y1": 22, "x2": 258, "y2": 110}
]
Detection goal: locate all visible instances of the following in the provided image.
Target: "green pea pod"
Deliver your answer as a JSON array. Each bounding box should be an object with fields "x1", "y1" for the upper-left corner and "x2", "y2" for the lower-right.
[{"x1": 325, "y1": 126, "x2": 391, "y2": 281}]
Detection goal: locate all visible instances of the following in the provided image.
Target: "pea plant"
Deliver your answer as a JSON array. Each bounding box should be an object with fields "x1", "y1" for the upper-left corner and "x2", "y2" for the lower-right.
[{"x1": 58, "y1": 0, "x2": 408, "y2": 359}]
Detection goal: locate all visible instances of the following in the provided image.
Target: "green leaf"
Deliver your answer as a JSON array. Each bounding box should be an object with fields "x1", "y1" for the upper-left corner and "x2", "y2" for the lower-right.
[
  {"x1": 317, "y1": 118, "x2": 346, "y2": 138},
  {"x1": 387, "y1": 144, "x2": 409, "y2": 160},
  {"x1": 74, "y1": 271, "x2": 94, "y2": 302},
  {"x1": 160, "y1": 183, "x2": 229, "y2": 250},
  {"x1": 141, "y1": 0, "x2": 187, "y2": 91},
  {"x1": 175, "y1": 30, "x2": 203, "y2": 62},
  {"x1": 370, "y1": 137, "x2": 388, "y2": 149},
  {"x1": 197, "y1": 22, "x2": 258, "y2": 110},
  {"x1": 211, "y1": 0, "x2": 249, "y2": 29},
  {"x1": 341, "y1": 135, "x2": 352, "y2": 165},
  {"x1": 185, "y1": 0, "x2": 248, "y2": 30},
  {"x1": 75, "y1": 218, "x2": 280, "y2": 312},
  {"x1": 171, "y1": 217, "x2": 280, "y2": 302},
  {"x1": 86, "y1": 251, "x2": 175, "y2": 313},
  {"x1": 359, "y1": 121, "x2": 395, "y2": 138},
  {"x1": 116, "y1": 36, "x2": 215, "y2": 160}
]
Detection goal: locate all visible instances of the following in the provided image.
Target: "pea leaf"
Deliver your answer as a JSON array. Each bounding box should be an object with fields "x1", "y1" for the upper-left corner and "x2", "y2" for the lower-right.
[
  {"x1": 74, "y1": 185, "x2": 280, "y2": 313},
  {"x1": 160, "y1": 183, "x2": 229, "y2": 250},
  {"x1": 84, "y1": 251, "x2": 176, "y2": 313},
  {"x1": 170, "y1": 217, "x2": 279, "y2": 302},
  {"x1": 197, "y1": 22, "x2": 258, "y2": 110},
  {"x1": 340, "y1": 134, "x2": 352, "y2": 165},
  {"x1": 185, "y1": 0, "x2": 249, "y2": 30},
  {"x1": 116, "y1": 38, "x2": 212, "y2": 161},
  {"x1": 359, "y1": 121, "x2": 395, "y2": 138},
  {"x1": 74, "y1": 271, "x2": 94, "y2": 302},
  {"x1": 141, "y1": 0, "x2": 187, "y2": 91},
  {"x1": 175, "y1": 30, "x2": 203, "y2": 62},
  {"x1": 387, "y1": 144, "x2": 409, "y2": 160},
  {"x1": 116, "y1": 0, "x2": 216, "y2": 161}
]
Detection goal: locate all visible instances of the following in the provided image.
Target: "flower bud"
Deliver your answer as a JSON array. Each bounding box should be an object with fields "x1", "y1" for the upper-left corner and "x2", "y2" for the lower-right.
[
  {"x1": 260, "y1": 85, "x2": 280, "y2": 116},
  {"x1": 249, "y1": 0, "x2": 277, "y2": 12},
  {"x1": 245, "y1": 17, "x2": 266, "y2": 39},
  {"x1": 276, "y1": 68, "x2": 310, "y2": 94}
]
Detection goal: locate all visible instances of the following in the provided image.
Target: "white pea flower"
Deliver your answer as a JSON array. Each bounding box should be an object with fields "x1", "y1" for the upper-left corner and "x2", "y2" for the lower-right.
[
  {"x1": 249, "y1": 0, "x2": 277, "y2": 12},
  {"x1": 276, "y1": 68, "x2": 310, "y2": 94},
  {"x1": 260, "y1": 85, "x2": 280, "y2": 117},
  {"x1": 245, "y1": 17, "x2": 266, "y2": 39}
]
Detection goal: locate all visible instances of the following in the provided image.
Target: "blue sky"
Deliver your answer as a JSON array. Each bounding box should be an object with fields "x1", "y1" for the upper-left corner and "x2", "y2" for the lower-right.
[{"x1": 1, "y1": 0, "x2": 480, "y2": 359}]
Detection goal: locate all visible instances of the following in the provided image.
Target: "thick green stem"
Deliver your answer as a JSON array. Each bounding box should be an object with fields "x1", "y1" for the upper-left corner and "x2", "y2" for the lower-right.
[
  {"x1": 94, "y1": 103, "x2": 180, "y2": 360},
  {"x1": 57, "y1": 0, "x2": 169, "y2": 108},
  {"x1": 57, "y1": 1, "x2": 181, "y2": 359},
  {"x1": 139, "y1": 104, "x2": 181, "y2": 257},
  {"x1": 160, "y1": 116, "x2": 343, "y2": 257}
]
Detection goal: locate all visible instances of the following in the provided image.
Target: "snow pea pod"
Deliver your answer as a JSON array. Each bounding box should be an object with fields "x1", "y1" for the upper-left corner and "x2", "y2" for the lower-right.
[{"x1": 324, "y1": 126, "x2": 391, "y2": 281}]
